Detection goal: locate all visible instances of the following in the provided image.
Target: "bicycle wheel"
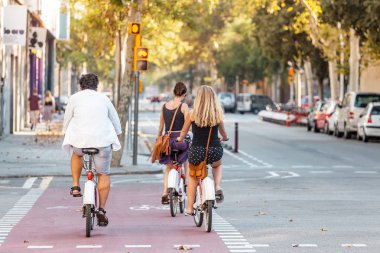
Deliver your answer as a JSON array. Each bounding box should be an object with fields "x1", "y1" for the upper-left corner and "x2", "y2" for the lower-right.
[
  {"x1": 179, "y1": 179, "x2": 185, "y2": 214},
  {"x1": 85, "y1": 204, "x2": 92, "y2": 237},
  {"x1": 92, "y1": 187, "x2": 98, "y2": 230},
  {"x1": 169, "y1": 188, "x2": 178, "y2": 217},
  {"x1": 193, "y1": 187, "x2": 203, "y2": 227},
  {"x1": 204, "y1": 200, "x2": 213, "y2": 232}
]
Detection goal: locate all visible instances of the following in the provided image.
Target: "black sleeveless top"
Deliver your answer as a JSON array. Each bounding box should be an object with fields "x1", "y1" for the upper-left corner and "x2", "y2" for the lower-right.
[
  {"x1": 191, "y1": 123, "x2": 220, "y2": 147},
  {"x1": 163, "y1": 103, "x2": 185, "y2": 132}
]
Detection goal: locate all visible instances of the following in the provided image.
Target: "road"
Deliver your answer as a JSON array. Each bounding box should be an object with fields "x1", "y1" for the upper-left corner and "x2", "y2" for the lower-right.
[{"x1": 1, "y1": 112, "x2": 380, "y2": 252}]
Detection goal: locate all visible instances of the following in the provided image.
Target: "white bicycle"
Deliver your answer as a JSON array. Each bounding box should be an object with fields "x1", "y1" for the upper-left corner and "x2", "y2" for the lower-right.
[
  {"x1": 193, "y1": 170, "x2": 216, "y2": 232},
  {"x1": 167, "y1": 148, "x2": 186, "y2": 217},
  {"x1": 81, "y1": 148, "x2": 99, "y2": 237}
]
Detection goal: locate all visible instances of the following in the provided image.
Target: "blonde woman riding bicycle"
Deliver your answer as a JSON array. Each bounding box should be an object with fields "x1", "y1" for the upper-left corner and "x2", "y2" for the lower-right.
[{"x1": 177, "y1": 85, "x2": 228, "y2": 216}]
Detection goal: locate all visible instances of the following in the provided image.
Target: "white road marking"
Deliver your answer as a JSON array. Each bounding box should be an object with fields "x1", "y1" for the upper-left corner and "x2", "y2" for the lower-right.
[
  {"x1": 265, "y1": 171, "x2": 280, "y2": 179},
  {"x1": 76, "y1": 245, "x2": 102, "y2": 249},
  {"x1": 22, "y1": 177, "x2": 37, "y2": 189},
  {"x1": 27, "y1": 245, "x2": 54, "y2": 249},
  {"x1": 282, "y1": 171, "x2": 300, "y2": 179},
  {"x1": 229, "y1": 250, "x2": 256, "y2": 253},
  {"x1": 355, "y1": 171, "x2": 378, "y2": 174},
  {"x1": 39, "y1": 177, "x2": 53, "y2": 189},
  {"x1": 224, "y1": 242, "x2": 249, "y2": 245},
  {"x1": 238, "y1": 150, "x2": 272, "y2": 167},
  {"x1": 291, "y1": 165, "x2": 313, "y2": 168},
  {"x1": 342, "y1": 244, "x2": 367, "y2": 247},
  {"x1": 251, "y1": 244, "x2": 270, "y2": 247},
  {"x1": 217, "y1": 232, "x2": 241, "y2": 235},
  {"x1": 228, "y1": 245, "x2": 254, "y2": 248},
  {"x1": 124, "y1": 245, "x2": 151, "y2": 248},
  {"x1": 222, "y1": 239, "x2": 246, "y2": 241},
  {"x1": 310, "y1": 171, "x2": 333, "y2": 174},
  {"x1": 173, "y1": 244, "x2": 200, "y2": 248},
  {"x1": 293, "y1": 244, "x2": 318, "y2": 247},
  {"x1": 224, "y1": 149, "x2": 257, "y2": 168},
  {"x1": 220, "y1": 235, "x2": 244, "y2": 238}
]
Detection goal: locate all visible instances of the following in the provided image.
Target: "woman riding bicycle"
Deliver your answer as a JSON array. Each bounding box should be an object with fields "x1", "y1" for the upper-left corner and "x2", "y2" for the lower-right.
[
  {"x1": 177, "y1": 85, "x2": 228, "y2": 216},
  {"x1": 157, "y1": 82, "x2": 189, "y2": 205}
]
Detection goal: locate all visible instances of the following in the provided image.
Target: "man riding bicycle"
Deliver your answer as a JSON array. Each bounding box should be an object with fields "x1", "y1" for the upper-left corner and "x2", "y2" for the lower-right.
[{"x1": 62, "y1": 73, "x2": 122, "y2": 227}]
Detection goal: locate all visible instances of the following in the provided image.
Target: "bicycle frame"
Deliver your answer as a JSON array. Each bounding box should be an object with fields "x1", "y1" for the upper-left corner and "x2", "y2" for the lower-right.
[{"x1": 82, "y1": 154, "x2": 98, "y2": 206}]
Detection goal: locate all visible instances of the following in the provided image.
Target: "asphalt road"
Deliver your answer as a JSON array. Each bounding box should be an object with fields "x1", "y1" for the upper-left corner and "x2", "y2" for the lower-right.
[{"x1": 1, "y1": 112, "x2": 380, "y2": 252}]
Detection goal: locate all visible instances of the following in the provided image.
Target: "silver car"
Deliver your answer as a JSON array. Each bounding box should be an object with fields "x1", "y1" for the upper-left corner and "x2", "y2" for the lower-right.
[
  {"x1": 218, "y1": 92, "x2": 236, "y2": 113},
  {"x1": 357, "y1": 102, "x2": 380, "y2": 142}
]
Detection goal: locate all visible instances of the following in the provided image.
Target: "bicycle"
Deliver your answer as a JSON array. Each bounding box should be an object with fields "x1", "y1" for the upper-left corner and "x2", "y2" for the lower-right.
[
  {"x1": 167, "y1": 149, "x2": 186, "y2": 217},
  {"x1": 81, "y1": 148, "x2": 99, "y2": 237},
  {"x1": 193, "y1": 170, "x2": 216, "y2": 232}
]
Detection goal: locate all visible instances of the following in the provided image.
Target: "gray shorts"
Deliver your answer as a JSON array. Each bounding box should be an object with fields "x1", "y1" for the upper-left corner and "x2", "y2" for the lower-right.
[{"x1": 72, "y1": 146, "x2": 112, "y2": 175}]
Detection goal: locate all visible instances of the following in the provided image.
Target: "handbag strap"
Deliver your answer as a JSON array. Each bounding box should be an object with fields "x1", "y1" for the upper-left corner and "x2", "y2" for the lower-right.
[
  {"x1": 203, "y1": 126, "x2": 213, "y2": 162},
  {"x1": 167, "y1": 103, "x2": 181, "y2": 133}
]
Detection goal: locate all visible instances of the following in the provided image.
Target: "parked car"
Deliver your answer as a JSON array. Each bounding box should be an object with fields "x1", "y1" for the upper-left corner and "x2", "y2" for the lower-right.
[
  {"x1": 150, "y1": 96, "x2": 161, "y2": 103},
  {"x1": 236, "y1": 93, "x2": 275, "y2": 114},
  {"x1": 306, "y1": 101, "x2": 326, "y2": 132},
  {"x1": 323, "y1": 101, "x2": 338, "y2": 135},
  {"x1": 218, "y1": 92, "x2": 236, "y2": 113},
  {"x1": 357, "y1": 102, "x2": 380, "y2": 142},
  {"x1": 336, "y1": 92, "x2": 380, "y2": 139}
]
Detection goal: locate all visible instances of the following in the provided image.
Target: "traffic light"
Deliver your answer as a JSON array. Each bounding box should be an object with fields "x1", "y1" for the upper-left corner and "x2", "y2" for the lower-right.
[
  {"x1": 129, "y1": 22, "x2": 141, "y2": 35},
  {"x1": 134, "y1": 47, "x2": 148, "y2": 71}
]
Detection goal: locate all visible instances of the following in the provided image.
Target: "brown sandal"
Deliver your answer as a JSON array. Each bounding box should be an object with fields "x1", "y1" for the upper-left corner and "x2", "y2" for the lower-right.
[
  {"x1": 161, "y1": 194, "x2": 169, "y2": 205},
  {"x1": 96, "y1": 208, "x2": 109, "y2": 227}
]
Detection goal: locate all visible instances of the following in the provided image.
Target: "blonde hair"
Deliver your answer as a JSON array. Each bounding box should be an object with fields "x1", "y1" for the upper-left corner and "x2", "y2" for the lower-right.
[
  {"x1": 45, "y1": 90, "x2": 52, "y2": 98},
  {"x1": 192, "y1": 85, "x2": 223, "y2": 127}
]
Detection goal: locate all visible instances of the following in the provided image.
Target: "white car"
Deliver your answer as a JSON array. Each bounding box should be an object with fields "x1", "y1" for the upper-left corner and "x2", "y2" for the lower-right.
[
  {"x1": 357, "y1": 102, "x2": 380, "y2": 142},
  {"x1": 336, "y1": 92, "x2": 380, "y2": 138}
]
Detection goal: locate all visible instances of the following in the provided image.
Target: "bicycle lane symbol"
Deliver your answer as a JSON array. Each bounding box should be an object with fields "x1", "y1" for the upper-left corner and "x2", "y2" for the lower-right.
[{"x1": 129, "y1": 205, "x2": 169, "y2": 211}]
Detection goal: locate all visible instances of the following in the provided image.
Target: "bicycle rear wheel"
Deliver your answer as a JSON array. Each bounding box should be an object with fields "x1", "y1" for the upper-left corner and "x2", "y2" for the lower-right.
[
  {"x1": 193, "y1": 187, "x2": 203, "y2": 227},
  {"x1": 204, "y1": 200, "x2": 213, "y2": 232},
  {"x1": 85, "y1": 204, "x2": 92, "y2": 237},
  {"x1": 169, "y1": 188, "x2": 178, "y2": 217},
  {"x1": 179, "y1": 178, "x2": 185, "y2": 214}
]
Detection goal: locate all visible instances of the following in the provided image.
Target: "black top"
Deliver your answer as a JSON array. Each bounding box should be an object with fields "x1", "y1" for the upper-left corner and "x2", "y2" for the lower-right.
[
  {"x1": 45, "y1": 101, "x2": 53, "y2": 106},
  {"x1": 191, "y1": 123, "x2": 220, "y2": 147},
  {"x1": 163, "y1": 103, "x2": 185, "y2": 132}
]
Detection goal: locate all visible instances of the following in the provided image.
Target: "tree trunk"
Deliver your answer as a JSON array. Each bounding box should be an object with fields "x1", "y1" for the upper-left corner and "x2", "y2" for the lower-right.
[
  {"x1": 349, "y1": 28, "x2": 360, "y2": 92},
  {"x1": 304, "y1": 57, "x2": 314, "y2": 109},
  {"x1": 111, "y1": 0, "x2": 142, "y2": 167},
  {"x1": 328, "y1": 59, "x2": 338, "y2": 100}
]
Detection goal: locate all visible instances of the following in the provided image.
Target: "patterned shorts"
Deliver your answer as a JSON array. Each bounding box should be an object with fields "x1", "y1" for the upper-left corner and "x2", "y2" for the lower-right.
[{"x1": 188, "y1": 145, "x2": 223, "y2": 165}]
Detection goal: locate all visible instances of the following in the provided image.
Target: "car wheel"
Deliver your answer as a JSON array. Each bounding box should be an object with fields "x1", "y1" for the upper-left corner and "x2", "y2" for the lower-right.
[
  {"x1": 252, "y1": 108, "x2": 260, "y2": 115},
  {"x1": 314, "y1": 122, "x2": 320, "y2": 133},
  {"x1": 324, "y1": 123, "x2": 329, "y2": 135},
  {"x1": 239, "y1": 111, "x2": 245, "y2": 115},
  {"x1": 335, "y1": 124, "x2": 342, "y2": 138},
  {"x1": 307, "y1": 121, "x2": 312, "y2": 131},
  {"x1": 362, "y1": 129, "x2": 369, "y2": 143},
  {"x1": 344, "y1": 125, "x2": 351, "y2": 139}
]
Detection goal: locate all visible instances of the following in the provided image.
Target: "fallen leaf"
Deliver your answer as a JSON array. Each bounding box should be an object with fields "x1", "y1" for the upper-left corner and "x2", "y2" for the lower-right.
[
  {"x1": 289, "y1": 219, "x2": 293, "y2": 222},
  {"x1": 258, "y1": 211, "x2": 267, "y2": 215},
  {"x1": 292, "y1": 244, "x2": 299, "y2": 247},
  {"x1": 321, "y1": 228, "x2": 328, "y2": 232},
  {"x1": 24, "y1": 240, "x2": 29, "y2": 243},
  {"x1": 176, "y1": 245, "x2": 193, "y2": 251}
]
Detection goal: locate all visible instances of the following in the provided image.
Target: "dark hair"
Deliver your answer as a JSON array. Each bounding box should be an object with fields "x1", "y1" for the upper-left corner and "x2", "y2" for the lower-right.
[
  {"x1": 79, "y1": 73, "x2": 99, "y2": 90},
  {"x1": 173, "y1": 82, "x2": 187, "y2": 97}
]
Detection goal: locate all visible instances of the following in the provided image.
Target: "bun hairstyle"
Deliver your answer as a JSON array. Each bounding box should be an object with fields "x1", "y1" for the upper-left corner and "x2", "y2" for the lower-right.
[
  {"x1": 79, "y1": 73, "x2": 99, "y2": 91},
  {"x1": 173, "y1": 82, "x2": 187, "y2": 97}
]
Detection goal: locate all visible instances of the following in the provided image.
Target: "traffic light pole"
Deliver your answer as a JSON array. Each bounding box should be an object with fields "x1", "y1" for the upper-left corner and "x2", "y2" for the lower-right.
[{"x1": 132, "y1": 71, "x2": 140, "y2": 165}]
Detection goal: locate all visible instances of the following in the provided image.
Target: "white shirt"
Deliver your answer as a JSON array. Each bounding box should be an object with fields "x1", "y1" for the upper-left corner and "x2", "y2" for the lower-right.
[{"x1": 62, "y1": 89, "x2": 122, "y2": 154}]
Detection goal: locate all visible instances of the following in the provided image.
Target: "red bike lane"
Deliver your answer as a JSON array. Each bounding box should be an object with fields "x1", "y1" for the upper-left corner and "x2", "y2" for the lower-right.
[{"x1": 0, "y1": 184, "x2": 232, "y2": 253}]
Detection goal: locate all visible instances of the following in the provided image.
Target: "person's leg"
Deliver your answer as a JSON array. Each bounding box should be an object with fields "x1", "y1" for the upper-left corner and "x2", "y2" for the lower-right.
[
  {"x1": 185, "y1": 176, "x2": 197, "y2": 214},
  {"x1": 163, "y1": 164, "x2": 171, "y2": 195},
  {"x1": 211, "y1": 160, "x2": 222, "y2": 191},
  {"x1": 184, "y1": 160, "x2": 189, "y2": 185},
  {"x1": 71, "y1": 153, "x2": 83, "y2": 195},
  {"x1": 97, "y1": 174, "x2": 110, "y2": 209}
]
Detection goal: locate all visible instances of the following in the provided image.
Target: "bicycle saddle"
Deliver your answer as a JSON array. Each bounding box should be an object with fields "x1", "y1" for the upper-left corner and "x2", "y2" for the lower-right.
[
  {"x1": 171, "y1": 149, "x2": 180, "y2": 154},
  {"x1": 82, "y1": 148, "x2": 99, "y2": 155}
]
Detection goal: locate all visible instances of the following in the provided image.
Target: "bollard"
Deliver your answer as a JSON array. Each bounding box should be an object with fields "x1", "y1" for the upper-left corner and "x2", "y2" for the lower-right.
[{"x1": 234, "y1": 122, "x2": 238, "y2": 153}]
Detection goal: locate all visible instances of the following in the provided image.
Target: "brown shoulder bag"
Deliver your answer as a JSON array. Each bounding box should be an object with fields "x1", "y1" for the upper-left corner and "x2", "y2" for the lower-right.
[
  {"x1": 189, "y1": 127, "x2": 212, "y2": 179},
  {"x1": 151, "y1": 104, "x2": 181, "y2": 163}
]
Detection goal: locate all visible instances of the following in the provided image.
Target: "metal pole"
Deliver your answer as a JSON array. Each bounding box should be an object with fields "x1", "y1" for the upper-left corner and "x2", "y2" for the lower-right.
[
  {"x1": 132, "y1": 71, "x2": 140, "y2": 165},
  {"x1": 234, "y1": 122, "x2": 238, "y2": 153}
]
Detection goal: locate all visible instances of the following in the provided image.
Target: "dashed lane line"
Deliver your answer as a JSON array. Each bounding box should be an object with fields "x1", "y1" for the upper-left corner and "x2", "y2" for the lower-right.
[
  {"x1": 22, "y1": 177, "x2": 37, "y2": 189},
  {"x1": 27, "y1": 245, "x2": 54, "y2": 249},
  {"x1": 223, "y1": 149, "x2": 257, "y2": 168},
  {"x1": 355, "y1": 171, "x2": 378, "y2": 174},
  {"x1": 0, "y1": 177, "x2": 53, "y2": 247},
  {"x1": 124, "y1": 245, "x2": 152, "y2": 248},
  {"x1": 237, "y1": 150, "x2": 272, "y2": 167},
  {"x1": 76, "y1": 245, "x2": 102, "y2": 249}
]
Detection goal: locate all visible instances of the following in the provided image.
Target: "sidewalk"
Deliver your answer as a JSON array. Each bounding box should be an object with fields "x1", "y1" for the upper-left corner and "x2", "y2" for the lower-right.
[{"x1": 0, "y1": 116, "x2": 163, "y2": 178}]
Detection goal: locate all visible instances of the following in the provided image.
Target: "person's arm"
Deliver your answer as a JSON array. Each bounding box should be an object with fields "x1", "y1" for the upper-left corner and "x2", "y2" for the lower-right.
[
  {"x1": 218, "y1": 121, "x2": 228, "y2": 141},
  {"x1": 157, "y1": 107, "x2": 165, "y2": 138},
  {"x1": 107, "y1": 100, "x2": 122, "y2": 135},
  {"x1": 63, "y1": 98, "x2": 74, "y2": 133},
  {"x1": 177, "y1": 110, "x2": 192, "y2": 142}
]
